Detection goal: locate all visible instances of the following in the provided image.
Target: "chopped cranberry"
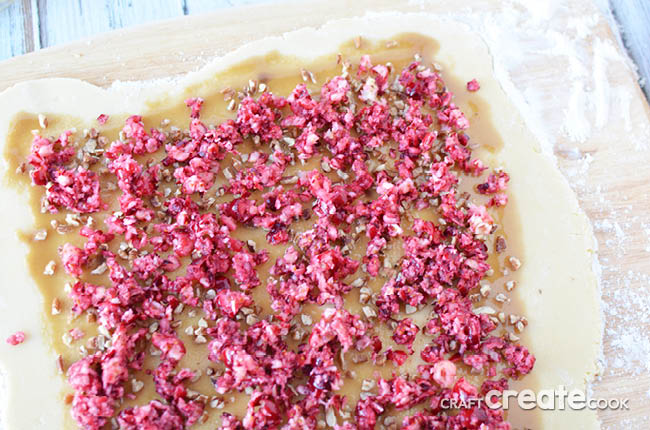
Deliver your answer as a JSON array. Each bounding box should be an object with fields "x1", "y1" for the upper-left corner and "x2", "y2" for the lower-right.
[
  {"x1": 59, "y1": 243, "x2": 87, "y2": 278},
  {"x1": 211, "y1": 289, "x2": 253, "y2": 319},
  {"x1": 477, "y1": 171, "x2": 510, "y2": 194},
  {"x1": 151, "y1": 333, "x2": 186, "y2": 364},
  {"x1": 236, "y1": 93, "x2": 286, "y2": 143},
  {"x1": 46, "y1": 167, "x2": 104, "y2": 213},
  {"x1": 232, "y1": 250, "x2": 268, "y2": 290},
  {"x1": 503, "y1": 344, "x2": 536, "y2": 376},
  {"x1": 6, "y1": 331, "x2": 25, "y2": 346},
  {"x1": 22, "y1": 54, "x2": 532, "y2": 430},
  {"x1": 392, "y1": 318, "x2": 420, "y2": 350},
  {"x1": 432, "y1": 360, "x2": 457, "y2": 388},
  {"x1": 118, "y1": 400, "x2": 184, "y2": 430},
  {"x1": 386, "y1": 349, "x2": 409, "y2": 366},
  {"x1": 67, "y1": 354, "x2": 102, "y2": 396},
  {"x1": 70, "y1": 393, "x2": 115, "y2": 430},
  {"x1": 308, "y1": 308, "x2": 367, "y2": 353},
  {"x1": 466, "y1": 79, "x2": 481, "y2": 91},
  {"x1": 69, "y1": 328, "x2": 85, "y2": 341}
]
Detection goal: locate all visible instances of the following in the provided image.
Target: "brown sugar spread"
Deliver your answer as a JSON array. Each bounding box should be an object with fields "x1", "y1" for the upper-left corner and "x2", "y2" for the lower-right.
[{"x1": 4, "y1": 34, "x2": 536, "y2": 430}]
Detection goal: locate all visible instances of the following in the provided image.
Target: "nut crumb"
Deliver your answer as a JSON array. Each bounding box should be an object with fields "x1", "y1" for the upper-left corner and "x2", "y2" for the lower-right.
[
  {"x1": 515, "y1": 321, "x2": 525, "y2": 333},
  {"x1": 131, "y1": 379, "x2": 144, "y2": 393},
  {"x1": 38, "y1": 114, "x2": 48, "y2": 129},
  {"x1": 362, "y1": 306, "x2": 377, "y2": 319},
  {"x1": 91, "y1": 262, "x2": 108, "y2": 275},
  {"x1": 34, "y1": 229, "x2": 48, "y2": 241},
  {"x1": 508, "y1": 332, "x2": 520, "y2": 342},
  {"x1": 56, "y1": 355, "x2": 65, "y2": 374},
  {"x1": 62, "y1": 332, "x2": 73, "y2": 347},
  {"x1": 495, "y1": 236, "x2": 507, "y2": 253},
  {"x1": 51, "y1": 298, "x2": 62, "y2": 315},
  {"x1": 44, "y1": 260, "x2": 56, "y2": 275},
  {"x1": 361, "y1": 379, "x2": 375, "y2": 391},
  {"x1": 301, "y1": 314, "x2": 313, "y2": 326},
  {"x1": 65, "y1": 213, "x2": 81, "y2": 227},
  {"x1": 507, "y1": 256, "x2": 522, "y2": 271},
  {"x1": 474, "y1": 306, "x2": 496, "y2": 315},
  {"x1": 326, "y1": 408, "x2": 337, "y2": 427},
  {"x1": 480, "y1": 284, "x2": 491, "y2": 297},
  {"x1": 495, "y1": 293, "x2": 510, "y2": 304}
]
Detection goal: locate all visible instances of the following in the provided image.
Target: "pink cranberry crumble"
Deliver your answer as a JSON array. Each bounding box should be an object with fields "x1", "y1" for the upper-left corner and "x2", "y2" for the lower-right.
[
  {"x1": 466, "y1": 79, "x2": 480, "y2": 92},
  {"x1": 23, "y1": 51, "x2": 532, "y2": 430},
  {"x1": 97, "y1": 114, "x2": 109, "y2": 125},
  {"x1": 6, "y1": 331, "x2": 25, "y2": 346}
]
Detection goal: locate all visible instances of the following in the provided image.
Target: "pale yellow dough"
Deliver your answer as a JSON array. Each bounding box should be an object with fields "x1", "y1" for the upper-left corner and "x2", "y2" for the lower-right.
[{"x1": 0, "y1": 14, "x2": 601, "y2": 430}]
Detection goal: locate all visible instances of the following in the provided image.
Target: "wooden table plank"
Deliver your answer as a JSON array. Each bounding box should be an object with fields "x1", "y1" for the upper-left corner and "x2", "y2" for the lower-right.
[
  {"x1": 0, "y1": 0, "x2": 643, "y2": 105},
  {"x1": 610, "y1": 0, "x2": 650, "y2": 100},
  {"x1": 0, "y1": 0, "x2": 276, "y2": 62},
  {"x1": 36, "y1": 0, "x2": 184, "y2": 49},
  {"x1": 184, "y1": 0, "x2": 272, "y2": 14},
  {"x1": 0, "y1": 0, "x2": 27, "y2": 59},
  {"x1": 21, "y1": 0, "x2": 40, "y2": 52}
]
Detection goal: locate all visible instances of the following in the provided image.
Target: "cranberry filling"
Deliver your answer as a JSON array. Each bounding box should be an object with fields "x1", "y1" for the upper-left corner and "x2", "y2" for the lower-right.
[{"x1": 24, "y1": 54, "x2": 532, "y2": 430}]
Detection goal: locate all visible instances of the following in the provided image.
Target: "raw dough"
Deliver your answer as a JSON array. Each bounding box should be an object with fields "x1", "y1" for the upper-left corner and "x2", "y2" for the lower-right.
[{"x1": 0, "y1": 14, "x2": 601, "y2": 430}]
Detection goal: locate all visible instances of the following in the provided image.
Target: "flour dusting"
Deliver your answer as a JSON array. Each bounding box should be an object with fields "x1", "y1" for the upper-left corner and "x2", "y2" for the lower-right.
[
  {"x1": 407, "y1": 0, "x2": 650, "y2": 428},
  {"x1": 564, "y1": 81, "x2": 592, "y2": 142}
]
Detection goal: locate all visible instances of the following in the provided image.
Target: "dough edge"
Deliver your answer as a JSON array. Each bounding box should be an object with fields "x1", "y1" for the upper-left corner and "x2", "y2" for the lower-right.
[{"x1": 0, "y1": 13, "x2": 602, "y2": 430}]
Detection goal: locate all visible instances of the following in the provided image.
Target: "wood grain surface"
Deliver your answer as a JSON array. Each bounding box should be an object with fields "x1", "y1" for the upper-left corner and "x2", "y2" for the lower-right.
[
  {"x1": 1, "y1": 0, "x2": 648, "y2": 99},
  {"x1": 0, "y1": 0, "x2": 649, "y2": 429},
  {"x1": 610, "y1": 0, "x2": 650, "y2": 99},
  {"x1": 0, "y1": 0, "x2": 273, "y2": 60}
]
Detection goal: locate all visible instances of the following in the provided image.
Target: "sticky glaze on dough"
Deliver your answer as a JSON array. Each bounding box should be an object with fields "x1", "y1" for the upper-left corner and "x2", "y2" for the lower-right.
[{"x1": 0, "y1": 14, "x2": 601, "y2": 430}]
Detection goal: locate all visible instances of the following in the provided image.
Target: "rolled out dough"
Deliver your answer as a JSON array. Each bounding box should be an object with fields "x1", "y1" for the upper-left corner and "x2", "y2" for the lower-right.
[{"x1": 0, "y1": 13, "x2": 601, "y2": 430}]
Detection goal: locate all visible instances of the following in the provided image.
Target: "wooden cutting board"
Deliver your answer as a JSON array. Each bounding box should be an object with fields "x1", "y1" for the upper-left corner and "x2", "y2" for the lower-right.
[{"x1": 1, "y1": 0, "x2": 649, "y2": 428}]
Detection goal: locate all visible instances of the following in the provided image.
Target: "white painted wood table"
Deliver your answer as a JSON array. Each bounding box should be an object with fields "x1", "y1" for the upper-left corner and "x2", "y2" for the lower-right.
[
  {"x1": 0, "y1": 0, "x2": 649, "y2": 100},
  {"x1": 0, "y1": 0, "x2": 272, "y2": 59}
]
